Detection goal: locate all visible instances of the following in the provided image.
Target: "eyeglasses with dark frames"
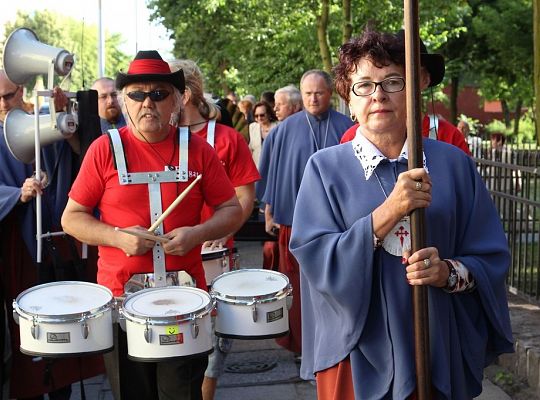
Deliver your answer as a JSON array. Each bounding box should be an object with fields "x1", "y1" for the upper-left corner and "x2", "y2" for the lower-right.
[
  {"x1": 254, "y1": 113, "x2": 267, "y2": 119},
  {"x1": 127, "y1": 89, "x2": 170, "y2": 102},
  {"x1": 351, "y1": 77, "x2": 405, "y2": 97}
]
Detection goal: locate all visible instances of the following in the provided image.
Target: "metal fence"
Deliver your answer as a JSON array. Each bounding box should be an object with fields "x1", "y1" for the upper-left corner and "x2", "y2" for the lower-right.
[{"x1": 474, "y1": 143, "x2": 540, "y2": 304}]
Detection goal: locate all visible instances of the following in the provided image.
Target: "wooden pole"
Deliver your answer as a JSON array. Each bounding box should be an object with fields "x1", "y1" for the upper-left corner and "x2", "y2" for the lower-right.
[{"x1": 403, "y1": 1, "x2": 431, "y2": 399}]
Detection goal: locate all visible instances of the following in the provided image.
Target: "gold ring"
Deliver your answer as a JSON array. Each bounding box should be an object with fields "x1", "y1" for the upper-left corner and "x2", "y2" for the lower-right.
[
  {"x1": 415, "y1": 182, "x2": 422, "y2": 191},
  {"x1": 423, "y1": 258, "x2": 431, "y2": 268}
]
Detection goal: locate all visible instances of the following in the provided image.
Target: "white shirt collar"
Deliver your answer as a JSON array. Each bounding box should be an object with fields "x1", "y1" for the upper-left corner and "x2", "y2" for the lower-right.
[{"x1": 351, "y1": 127, "x2": 428, "y2": 180}]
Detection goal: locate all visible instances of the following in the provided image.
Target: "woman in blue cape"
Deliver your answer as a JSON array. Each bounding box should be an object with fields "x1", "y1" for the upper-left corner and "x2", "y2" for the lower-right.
[{"x1": 289, "y1": 29, "x2": 513, "y2": 399}]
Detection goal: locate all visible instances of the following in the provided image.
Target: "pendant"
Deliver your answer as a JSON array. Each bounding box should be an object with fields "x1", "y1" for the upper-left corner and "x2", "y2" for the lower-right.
[{"x1": 382, "y1": 216, "x2": 411, "y2": 257}]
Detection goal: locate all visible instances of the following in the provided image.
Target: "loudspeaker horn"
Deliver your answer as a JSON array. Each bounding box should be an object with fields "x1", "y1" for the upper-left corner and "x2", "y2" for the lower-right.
[
  {"x1": 2, "y1": 28, "x2": 74, "y2": 85},
  {"x1": 4, "y1": 108, "x2": 77, "y2": 164}
]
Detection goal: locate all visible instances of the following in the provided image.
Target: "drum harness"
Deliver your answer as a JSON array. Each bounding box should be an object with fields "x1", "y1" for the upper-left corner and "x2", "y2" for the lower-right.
[{"x1": 107, "y1": 127, "x2": 189, "y2": 290}]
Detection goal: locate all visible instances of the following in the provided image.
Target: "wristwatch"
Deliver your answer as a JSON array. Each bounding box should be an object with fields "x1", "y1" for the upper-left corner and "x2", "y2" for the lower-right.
[{"x1": 444, "y1": 259, "x2": 458, "y2": 292}]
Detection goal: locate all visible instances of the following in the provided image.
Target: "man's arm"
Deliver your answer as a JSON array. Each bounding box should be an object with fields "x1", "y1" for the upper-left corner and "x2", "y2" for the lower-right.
[
  {"x1": 264, "y1": 203, "x2": 280, "y2": 236},
  {"x1": 61, "y1": 198, "x2": 154, "y2": 256},
  {"x1": 163, "y1": 195, "x2": 243, "y2": 256}
]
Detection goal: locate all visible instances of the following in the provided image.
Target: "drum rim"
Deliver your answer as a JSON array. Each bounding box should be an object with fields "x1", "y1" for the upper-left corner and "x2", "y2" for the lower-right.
[
  {"x1": 210, "y1": 269, "x2": 292, "y2": 304},
  {"x1": 201, "y1": 247, "x2": 229, "y2": 261},
  {"x1": 120, "y1": 286, "x2": 215, "y2": 325},
  {"x1": 13, "y1": 281, "x2": 114, "y2": 323}
]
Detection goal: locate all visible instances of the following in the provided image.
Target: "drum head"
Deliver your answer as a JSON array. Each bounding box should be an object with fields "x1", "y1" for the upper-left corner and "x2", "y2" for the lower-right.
[
  {"x1": 16, "y1": 281, "x2": 112, "y2": 316},
  {"x1": 212, "y1": 269, "x2": 288, "y2": 298},
  {"x1": 123, "y1": 287, "x2": 211, "y2": 318}
]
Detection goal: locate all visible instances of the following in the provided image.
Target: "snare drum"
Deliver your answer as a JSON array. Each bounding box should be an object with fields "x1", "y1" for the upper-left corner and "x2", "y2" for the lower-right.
[
  {"x1": 13, "y1": 281, "x2": 114, "y2": 357},
  {"x1": 211, "y1": 269, "x2": 292, "y2": 339},
  {"x1": 201, "y1": 247, "x2": 237, "y2": 286},
  {"x1": 120, "y1": 286, "x2": 214, "y2": 361}
]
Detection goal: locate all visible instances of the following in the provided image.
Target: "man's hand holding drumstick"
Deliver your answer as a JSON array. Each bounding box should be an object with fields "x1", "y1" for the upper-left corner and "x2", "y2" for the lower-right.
[{"x1": 116, "y1": 175, "x2": 202, "y2": 256}]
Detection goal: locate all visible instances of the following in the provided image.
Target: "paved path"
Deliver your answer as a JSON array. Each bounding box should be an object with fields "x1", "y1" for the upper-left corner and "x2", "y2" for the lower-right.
[{"x1": 68, "y1": 241, "x2": 517, "y2": 399}]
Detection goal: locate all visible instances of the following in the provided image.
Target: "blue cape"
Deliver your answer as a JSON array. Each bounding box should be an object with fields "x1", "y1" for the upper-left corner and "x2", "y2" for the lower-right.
[
  {"x1": 262, "y1": 109, "x2": 353, "y2": 226},
  {"x1": 0, "y1": 123, "x2": 75, "y2": 261},
  {"x1": 290, "y1": 139, "x2": 513, "y2": 399}
]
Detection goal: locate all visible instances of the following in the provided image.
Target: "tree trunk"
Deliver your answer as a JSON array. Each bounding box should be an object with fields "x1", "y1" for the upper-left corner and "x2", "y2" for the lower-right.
[
  {"x1": 513, "y1": 99, "x2": 523, "y2": 138},
  {"x1": 534, "y1": 0, "x2": 540, "y2": 144},
  {"x1": 501, "y1": 100, "x2": 512, "y2": 128},
  {"x1": 342, "y1": 0, "x2": 352, "y2": 44},
  {"x1": 450, "y1": 75, "x2": 459, "y2": 125},
  {"x1": 316, "y1": 0, "x2": 333, "y2": 73}
]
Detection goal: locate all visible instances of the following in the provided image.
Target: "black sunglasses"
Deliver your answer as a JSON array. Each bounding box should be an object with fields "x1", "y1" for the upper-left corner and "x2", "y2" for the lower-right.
[{"x1": 127, "y1": 89, "x2": 171, "y2": 102}]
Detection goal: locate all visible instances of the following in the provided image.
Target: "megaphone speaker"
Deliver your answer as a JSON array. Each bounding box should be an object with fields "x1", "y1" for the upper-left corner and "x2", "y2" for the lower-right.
[
  {"x1": 4, "y1": 108, "x2": 77, "y2": 164},
  {"x1": 2, "y1": 28, "x2": 75, "y2": 85}
]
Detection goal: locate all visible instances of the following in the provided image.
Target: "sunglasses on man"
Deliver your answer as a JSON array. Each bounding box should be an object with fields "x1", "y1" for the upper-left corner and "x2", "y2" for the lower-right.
[{"x1": 127, "y1": 89, "x2": 170, "y2": 102}]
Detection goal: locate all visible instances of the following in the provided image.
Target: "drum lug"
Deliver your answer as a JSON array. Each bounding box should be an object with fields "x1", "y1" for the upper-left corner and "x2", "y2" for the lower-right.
[
  {"x1": 31, "y1": 318, "x2": 39, "y2": 340},
  {"x1": 232, "y1": 253, "x2": 239, "y2": 270},
  {"x1": 191, "y1": 320, "x2": 199, "y2": 339},
  {"x1": 144, "y1": 321, "x2": 152, "y2": 343},
  {"x1": 118, "y1": 314, "x2": 126, "y2": 332},
  {"x1": 81, "y1": 318, "x2": 89, "y2": 339},
  {"x1": 12, "y1": 309, "x2": 19, "y2": 325},
  {"x1": 252, "y1": 304, "x2": 258, "y2": 323},
  {"x1": 286, "y1": 295, "x2": 293, "y2": 310}
]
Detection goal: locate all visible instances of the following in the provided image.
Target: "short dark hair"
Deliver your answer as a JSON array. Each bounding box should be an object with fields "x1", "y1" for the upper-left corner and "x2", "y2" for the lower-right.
[
  {"x1": 253, "y1": 100, "x2": 277, "y2": 122},
  {"x1": 334, "y1": 29, "x2": 404, "y2": 103}
]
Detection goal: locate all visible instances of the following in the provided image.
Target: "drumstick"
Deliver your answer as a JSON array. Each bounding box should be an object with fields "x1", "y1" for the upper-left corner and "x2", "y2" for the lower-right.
[
  {"x1": 148, "y1": 174, "x2": 202, "y2": 233},
  {"x1": 115, "y1": 227, "x2": 170, "y2": 243}
]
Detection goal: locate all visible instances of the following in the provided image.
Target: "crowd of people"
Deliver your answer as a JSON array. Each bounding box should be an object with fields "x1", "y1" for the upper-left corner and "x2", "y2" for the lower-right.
[{"x1": 0, "y1": 25, "x2": 513, "y2": 400}]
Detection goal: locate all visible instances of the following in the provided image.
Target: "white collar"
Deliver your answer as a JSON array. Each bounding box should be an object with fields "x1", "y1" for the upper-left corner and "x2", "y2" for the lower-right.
[{"x1": 351, "y1": 127, "x2": 428, "y2": 180}]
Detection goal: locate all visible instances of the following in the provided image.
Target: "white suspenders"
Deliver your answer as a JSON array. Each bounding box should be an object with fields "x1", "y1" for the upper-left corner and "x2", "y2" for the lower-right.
[
  {"x1": 108, "y1": 127, "x2": 189, "y2": 287},
  {"x1": 206, "y1": 119, "x2": 217, "y2": 148},
  {"x1": 428, "y1": 114, "x2": 439, "y2": 140}
]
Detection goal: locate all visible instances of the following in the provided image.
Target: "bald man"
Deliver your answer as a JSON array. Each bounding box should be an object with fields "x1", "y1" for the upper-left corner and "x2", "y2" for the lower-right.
[{"x1": 91, "y1": 77, "x2": 126, "y2": 132}]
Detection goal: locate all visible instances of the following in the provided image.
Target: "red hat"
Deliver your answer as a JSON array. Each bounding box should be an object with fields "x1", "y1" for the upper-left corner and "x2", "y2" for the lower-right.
[{"x1": 116, "y1": 50, "x2": 185, "y2": 92}]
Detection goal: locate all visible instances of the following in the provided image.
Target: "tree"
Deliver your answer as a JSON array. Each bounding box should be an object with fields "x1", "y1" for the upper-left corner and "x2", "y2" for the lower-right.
[
  {"x1": 1, "y1": 10, "x2": 130, "y2": 92},
  {"x1": 534, "y1": 0, "x2": 540, "y2": 144},
  {"x1": 470, "y1": 0, "x2": 533, "y2": 138}
]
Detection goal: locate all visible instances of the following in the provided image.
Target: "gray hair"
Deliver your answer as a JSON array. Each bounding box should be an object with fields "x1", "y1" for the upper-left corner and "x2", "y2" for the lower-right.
[
  {"x1": 275, "y1": 85, "x2": 303, "y2": 109},
  {"x1": 300, "y1": 69, "x2": 333, "y2": 90}
]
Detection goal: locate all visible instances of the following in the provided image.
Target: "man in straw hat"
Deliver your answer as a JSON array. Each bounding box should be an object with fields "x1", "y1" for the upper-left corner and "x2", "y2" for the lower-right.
[
  {"x1": 62, "y1": 50, "x2": 243, "y2": 399},
  {"x1": 339, "y1": 29, "x2": 471, "y2": 156}
]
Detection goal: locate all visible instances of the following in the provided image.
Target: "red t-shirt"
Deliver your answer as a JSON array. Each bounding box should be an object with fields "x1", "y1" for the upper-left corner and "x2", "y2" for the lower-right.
[
  {"x1": 69, "y1": 125, "x2": 236, "y2": 295},
  {"x1": 340, "y1": 115, "x2": 471, "y2": 155},
  {"x1": 196, "y1": 122, "x2": 260, "y2": 223}
]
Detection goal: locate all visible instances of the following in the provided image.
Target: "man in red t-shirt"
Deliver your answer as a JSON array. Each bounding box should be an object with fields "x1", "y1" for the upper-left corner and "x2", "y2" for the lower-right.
[{"x1": 61, "y1": 50, "x2": 243, "y2": 400}]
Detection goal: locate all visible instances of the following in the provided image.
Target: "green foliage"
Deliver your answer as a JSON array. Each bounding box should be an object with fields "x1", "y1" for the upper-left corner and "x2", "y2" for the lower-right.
[
  {"x1": 514, "y1": 111, "x2": 537, "y2": 143},
  {"x1": 485, "y1": 119, "x2": 512, "y2": 135},
  {"x1": 148, "y1": 0, "x2": 469, "y2": 97},
  {"x1": 1, "y1": 10, "x2": 130, "y2": 91},
  {"x1": 471, "y1": 0, "x2": 533, "y2": 108}
]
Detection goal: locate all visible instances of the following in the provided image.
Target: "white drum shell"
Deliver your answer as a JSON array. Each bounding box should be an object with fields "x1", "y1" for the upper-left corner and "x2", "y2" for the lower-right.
[
  {"x1": 121, "y1": 287, "x2": 214, "y2": 361},
  {"x1": 211, "y1": 269, "x2": 292, "y2": 339},
  {"x1": 201, "y1": 247, "x2": 230, "y2": 286},
  {"x1": 13, "y1": 281, "x2": 114, "y2": 356}
]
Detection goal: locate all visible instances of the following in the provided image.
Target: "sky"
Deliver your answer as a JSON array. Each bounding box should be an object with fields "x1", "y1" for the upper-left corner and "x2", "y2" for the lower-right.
[{"x1": 0, "y1": 0, "x2": 174, "y2": 59}]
